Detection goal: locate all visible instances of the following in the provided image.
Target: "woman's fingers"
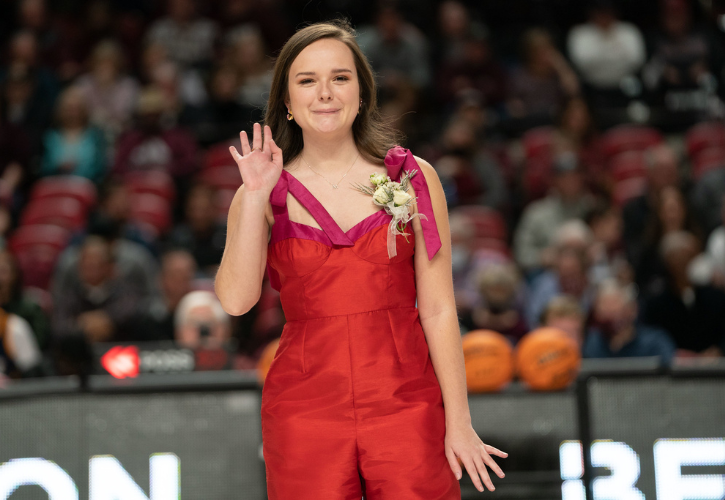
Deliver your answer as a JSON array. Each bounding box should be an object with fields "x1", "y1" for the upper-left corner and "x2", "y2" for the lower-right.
[
  {"x1": 484, "y1": 444, "x2": 509, "y2": 459},
  {"x1": 269, "y1": 138, "x2": 283, "y2": 169},
  {"x1": 445, "y1": 447, "x2": 462, "y2": 480},
  {"x1": 460, "y1": 454, "x2": 485, "y2": 493},
  {"x1": 229, "y1": 146, "x2": 243, "y2": 164},
  {"x1": 482, "y1": 448, "x2": 506, "y2": 478},
  {"x1": 263, "y1": 125, "x2": 272, "y2": 153},
  {"x1": 252, "y1": 122, "x2": 263, "y2": 151},
  {"x1": 240, "y1": 130, "x2": 251, "y2": 156},
  {"x1": 473, "y1": 453, "x2": 495, "y2": 491}
]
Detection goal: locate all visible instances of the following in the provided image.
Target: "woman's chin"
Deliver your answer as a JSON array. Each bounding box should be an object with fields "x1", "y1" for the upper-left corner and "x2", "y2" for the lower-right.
[{"x1": 307, "y1": 119, "x2": 354, "y2": 136}]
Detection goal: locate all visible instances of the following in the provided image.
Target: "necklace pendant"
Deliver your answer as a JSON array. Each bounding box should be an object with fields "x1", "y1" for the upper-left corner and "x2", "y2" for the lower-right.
[{"x1": 332, "y1": 184, "x2": 338, "y2": 189}]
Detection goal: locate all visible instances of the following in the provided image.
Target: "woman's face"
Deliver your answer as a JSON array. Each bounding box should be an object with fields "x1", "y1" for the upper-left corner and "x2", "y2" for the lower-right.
[
  {"x1": 659, "y1": 186, "x2": 685, "y2": 230},
  {"x1": 286, "y1": 38, "x2": 360, "y2": 140}
]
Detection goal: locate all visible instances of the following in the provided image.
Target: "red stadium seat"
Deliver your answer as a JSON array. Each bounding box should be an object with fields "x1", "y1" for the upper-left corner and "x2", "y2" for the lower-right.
[
  {"x1": 20, "y1": 198, "x2": 87, "y2": 231},
  {"x1": 685, "y1": 121, "x2": 725, "y2": 159},
  {"x1": 8, "y1": 224, "x2": 71, "y2": 254},
  {"x1": 215, "y1": 188, "x2": 236, "y2": 221},
  {"x1": 522, "y1": 126, "x2": 556, "y2": 161},
  {"x1": 612, "y1": 177, "x2": 647, "y2": 207},
  {"x1": 15, "y1": 247, "x2": 62, "y2": 289},
  {"x1": 454, "y1": 205, "x2": 508, "y2": 242},
  {"x1": 692, "y1": 147, "x2": 725, "y2": 180},
  {"x1": 200, "y1": 166, "x2": 242, "y2": 191},
  {"x1": 128, "y1": 193, "x2": 172, "y2": 235},
  {"x1": 601, "y1": 125, "x2": 663, "y2": 159},
  {"x1": 471, "y1": 237, "x2": 510, "y2": 257},
  {"x1": 124, "y1": 171, "x2": 176, "y2": 202},
  {"x1": 522, "y1": 156, "x2": 554, "y2": 201},
  {"x1": 611, "y1": 151, "x2": 647, "y2": 183},
  {"x1": 204, "y1": 140, "x2": 239, "y2": 170},
  {"x1": 29, "y1": 175, "x2": 97, "y2": 210}
]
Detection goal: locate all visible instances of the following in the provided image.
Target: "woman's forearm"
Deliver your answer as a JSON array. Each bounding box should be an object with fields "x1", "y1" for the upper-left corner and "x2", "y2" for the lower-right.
[
  {"x1": 421, "y1": 310, "x2": 472, "y2": 428},
  {"x1": 214, "y1": 186, "x2": 270, "y2": 315}
]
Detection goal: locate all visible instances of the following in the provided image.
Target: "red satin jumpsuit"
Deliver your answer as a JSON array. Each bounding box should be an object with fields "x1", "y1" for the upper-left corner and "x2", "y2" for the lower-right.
[{"x1": 261, "y1": 146, "x2": 461, "y2": 499}]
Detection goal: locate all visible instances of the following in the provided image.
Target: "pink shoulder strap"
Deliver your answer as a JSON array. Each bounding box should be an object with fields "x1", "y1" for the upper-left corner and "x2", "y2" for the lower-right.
[{"x1": 384, "y1": 146, "x2": 442, "y2": 260}]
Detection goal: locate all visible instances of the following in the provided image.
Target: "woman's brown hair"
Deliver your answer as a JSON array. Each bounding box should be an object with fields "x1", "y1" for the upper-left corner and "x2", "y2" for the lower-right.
[{"x1": 264, "y1": 19, "x2": 401, "y2": 165}]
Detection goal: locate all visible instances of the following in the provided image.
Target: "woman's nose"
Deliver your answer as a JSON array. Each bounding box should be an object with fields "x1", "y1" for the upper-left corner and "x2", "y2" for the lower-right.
[{"x1": 318, "y1": 82, "x2": 333, "y2": 100}]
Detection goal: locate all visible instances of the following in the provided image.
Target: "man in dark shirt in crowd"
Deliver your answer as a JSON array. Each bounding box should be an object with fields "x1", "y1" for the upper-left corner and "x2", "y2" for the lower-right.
[
  {"x1": 585, "y1": 278, "x2": 676, "y2": 364},
  {"x1": 641, "y1": 231, "x2": 725, "y2": 357}
]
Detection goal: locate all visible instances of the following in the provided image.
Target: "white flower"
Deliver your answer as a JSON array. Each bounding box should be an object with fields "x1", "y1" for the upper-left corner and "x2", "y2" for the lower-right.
[
  {"x1": 370, "y1": 173, "x2": 388, "y2": 186},
  {"x1": 373, "y1": 186, "x2": 391, "y2": 204},
  {"x1": 387, "y1": 181, "x2": 401, "y2": 191},
  {"x1": 393, "y1": 190, "x2": 412, "y2": 206}
]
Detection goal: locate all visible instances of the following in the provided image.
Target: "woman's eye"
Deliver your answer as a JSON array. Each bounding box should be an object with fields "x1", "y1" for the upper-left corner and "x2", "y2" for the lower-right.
[
  {"x1": 299, "y1": 79, "x2": 313, "y2": 84},
  {"x1": 335, "y1": 76, "x2": 349, "y2": 81}
]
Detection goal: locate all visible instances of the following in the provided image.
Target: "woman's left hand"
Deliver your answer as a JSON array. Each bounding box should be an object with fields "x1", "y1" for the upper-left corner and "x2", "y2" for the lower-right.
[{"x1": 444, "y1": 422, "x2": 507, "y2": 492}]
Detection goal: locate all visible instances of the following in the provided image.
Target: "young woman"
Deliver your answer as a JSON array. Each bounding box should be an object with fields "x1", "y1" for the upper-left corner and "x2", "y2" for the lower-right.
[{"x1": 215, "y1": 20, "x2": 507, "y2": 499}]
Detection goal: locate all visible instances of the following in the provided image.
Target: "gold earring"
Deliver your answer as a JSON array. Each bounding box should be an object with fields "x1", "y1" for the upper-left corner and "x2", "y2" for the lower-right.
[{"x1": 287, "y1": 111, "x2": 293, "y2": 121}]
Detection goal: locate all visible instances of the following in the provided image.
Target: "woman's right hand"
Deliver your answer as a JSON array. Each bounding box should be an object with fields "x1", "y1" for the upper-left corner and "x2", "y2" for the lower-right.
[{"x1": 229, "y1": 122, "x2": 284, "y2": 194}]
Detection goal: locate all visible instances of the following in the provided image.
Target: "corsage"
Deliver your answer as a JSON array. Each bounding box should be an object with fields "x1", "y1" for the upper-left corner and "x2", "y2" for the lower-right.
[{"x1": 351, "y1": 169, "x2": 427, "y2": 258}]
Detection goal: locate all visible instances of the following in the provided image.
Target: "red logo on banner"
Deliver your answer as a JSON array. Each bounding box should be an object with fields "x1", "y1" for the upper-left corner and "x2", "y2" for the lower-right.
[{"x1": 101, "y1": 346, "x2": 140, "y2": 379}]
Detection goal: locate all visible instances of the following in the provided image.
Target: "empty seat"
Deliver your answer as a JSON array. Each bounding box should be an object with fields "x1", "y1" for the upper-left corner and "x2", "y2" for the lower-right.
[
  {"x1": 611, "y1": 151, "x2": 647, "y2": 183},
  {"x1": 601, "y1": 125, "x2": 663, "y2": 159},
  {"x1": 686, "y1": 121, "x2": 725, "y2": 159},
  {"x1": 200, "y1": 166, "x2": 242, "y2": 191},
  {"x1": 124, "y1": 170, "x2": 176, "y2": 202},
  {"x1": 8, "y1": 224, "x2": 71, "y2": 254},
  {"x1": 29, "y1": 175, "x2": 97, "y2": 210},
  {"x1": 20, "y1": 198, "x2": 87, "y2": 231},
  {"x1": 128, "y1": 193, "x2": 172, "y2": 235},
  {"x1": 453, "y1": 205, "x2": 508, "y2": 242}
]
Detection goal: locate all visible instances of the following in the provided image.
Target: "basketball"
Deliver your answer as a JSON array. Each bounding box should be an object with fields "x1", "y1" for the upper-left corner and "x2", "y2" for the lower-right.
[
  {"x1": 515, "y1": 328, "x2": 581, "y2": 391},
  {"x1": 257, "y1": 338, "x2": 281, "y2": 385},
  {"x1": 462, "y1": 330, "x2": 515, "y2": 393}
]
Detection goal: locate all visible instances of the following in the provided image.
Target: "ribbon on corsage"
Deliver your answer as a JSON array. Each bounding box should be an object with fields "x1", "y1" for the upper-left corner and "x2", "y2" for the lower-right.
[{"x1": 351, "y1": 170, "x2": 428, "y2": 258}]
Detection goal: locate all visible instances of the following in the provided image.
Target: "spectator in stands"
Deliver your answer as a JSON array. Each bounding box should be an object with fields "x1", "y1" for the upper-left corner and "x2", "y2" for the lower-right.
[
  {"x1": 540, "y1": 295, "x2": 585, "y2": 350},
  {"x1": 0, "y1": 31, "x2": 59, "y2": 148},
  {"x1": 86, "y1": 179, "x2": 158, "y2": 255},
  {"x1": 144, "y1": 249, "x2": 197, "y2": 341},
  {"x1": 642, "y1": 0, "x2": 714, "y2": 92},
  {"x1": 586, "y1": 201, "x2": 632, "y2": 286},
  {"x1": 635, "y1": 185, "x2": 702, "y2": 294},
  {"x1": 112, "y1": 86, "x2": 199, "y2": 179},
  {"x1": 192, "y1": 64, "x2": 256, "y2": 147},
  {"x1": 526, "y1": 221, "x2": 595, "y2": 328},
  {"x1": 0, "y1": 306, "x2": 43, "y2": 378},
  {"x1": 357, "y1": 6, "x2": 431, "y2": 93},
  {"x1": 690, "y1": 162, "x2": 725, "y2": 235},
  {"x1": 459, "y1": 262, "x2": 529, "y2": 344},
  {"x1": 75, "y1": 39, "x2": 140, "y2": 140},
  {"x1": 52, "y1": 221, "x2": 161, "y2": 311},
  {"x1": 174, "y1": 290, "x2": 231, "y2": 349},
  {"x1": 433, "y1": 0, "x2": 477, "y2": 67},
  {"x1": 642, "y1": 231, "x2": 725, "y2": 356},
  {"x1": 553, "y1": 97, "x2": 605, "y2": 190},
  {"x1": 585, "y1": 278, "x2": 676, "y2": 363},
  {"x1": 145, "y1": 0, "x2": 219, "y2": 71},
  {"x1": 0, "y1": 96, "x2": 32, "y2": 216},
  {"x1": 567, "y1": 0, "x2": 646, "y2": 100},
  {"x1": 140, "y1": 41, "x2": 207, "y2": 107},
  {"x1": 705, "y1": 193, "x2": 725, "y2": 287},
  {"x1": 164, "y1": 182, "x2": 225, "y2": 275},
  {"x1": 514, "y1": 151, "x2": 594, "y2": 275},
  {"x1": 0, "y1": 250, "x2": 50, "y2": 352},
  {"x1": 436, "y1": 29, "x2": 507, "y2": 111},
  {"x1": 433, "y1": 119, "x2": 507, "y2": 209},
  {"x1": 506, "y1": 28, "x2": 580, "y2": 130},
  {"x1": 622, "y1": 143, "x2": 682, "y2": 266},
  {"x1": 227, "y1": 25, "x2": 273, "y2": 110},
  {"x1": 217, "y1": 0, "x2": 291, "y2": 53},
  {"x1": 51, "y1": 235, "x2": 145, "y2": 342},
  {"x1": 39, "y1": 85, "x2": 107, "y2": 184}
]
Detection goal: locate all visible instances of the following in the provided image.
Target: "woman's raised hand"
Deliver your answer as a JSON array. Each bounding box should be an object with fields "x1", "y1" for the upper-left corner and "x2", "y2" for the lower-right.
[{"x1": 229, "y1": 123, "x2": 284, "y2": 194}]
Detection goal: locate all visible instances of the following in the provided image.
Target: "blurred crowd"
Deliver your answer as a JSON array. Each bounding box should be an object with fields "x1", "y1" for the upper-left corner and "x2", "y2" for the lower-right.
[{"x1": 1, "y1": 0, "x2": 725, "y2": 379}]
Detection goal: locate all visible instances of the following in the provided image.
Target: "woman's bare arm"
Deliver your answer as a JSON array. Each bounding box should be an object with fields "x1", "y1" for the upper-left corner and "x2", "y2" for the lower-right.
[{"x1": 214, "y1": 123, "x2": 284, "y2": 316}]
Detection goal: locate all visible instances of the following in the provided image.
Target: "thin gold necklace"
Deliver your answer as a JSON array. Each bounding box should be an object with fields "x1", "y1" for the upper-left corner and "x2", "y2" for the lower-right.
[{"x1": 302, "y1": 152, "x2": 359, "y2": 189}]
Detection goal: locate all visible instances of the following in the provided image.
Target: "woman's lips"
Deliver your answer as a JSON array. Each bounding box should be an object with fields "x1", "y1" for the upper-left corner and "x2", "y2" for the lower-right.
[{"x1": 312, "y1": 109, "x2": 341, "y2": 114}]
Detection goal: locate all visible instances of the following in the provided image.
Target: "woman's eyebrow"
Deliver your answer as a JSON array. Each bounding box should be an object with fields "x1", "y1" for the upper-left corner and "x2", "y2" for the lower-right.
[{"x1": 294, "y1": 68, "x2": 352, "y2": 78}]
